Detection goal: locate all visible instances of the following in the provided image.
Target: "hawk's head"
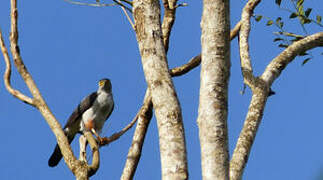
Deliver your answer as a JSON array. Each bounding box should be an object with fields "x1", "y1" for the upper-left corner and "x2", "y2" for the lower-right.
[{"x1": 98, "y1": 78, "x2": 112, "y2": 92}]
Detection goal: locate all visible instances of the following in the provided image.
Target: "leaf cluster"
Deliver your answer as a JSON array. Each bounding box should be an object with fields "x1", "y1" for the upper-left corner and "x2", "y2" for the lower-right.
[{"x1": 254, "y1": 0, "x2": 322, "y2": 65}]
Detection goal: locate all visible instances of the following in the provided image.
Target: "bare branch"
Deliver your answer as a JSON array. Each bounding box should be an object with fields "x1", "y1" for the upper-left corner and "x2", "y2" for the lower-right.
[
  {"x1": 230, "y1": 86, "x2": 268, "y2": 180},
  {"x1": 4, "y1": 0, "x2": 80, "y2": 175},
  {"x1": 112, "y1": 0, "x2": 133, "y2": 13},
  {"x1": 121, "y1": 90, "x2": 152, "y2": 180},
  {"x1": 230, "y1": 21, "x2": 241, "y2": 40},
  {"x1": 230, "y1": 3, "x2": 323, "y2": 180},
  {"x1": 0, "y1": 30, "x2": 34, "y2": 105},
  {"x1": 84, "y1": 131, "x2": 100, "y2": 177},
  {"x1": 170, "y1": 54, "x2": 201, "y2": 76},
  {"x1": 261, "y1": 32, "x2": 323, "y2": 86},
  {"x1": 169, "y1": 21, "x2": 241, "y2": 77},
  {"x1": 239, "y1": 0, "x2": 261, "y2": 88},
  {"x1": 63, "y1": 0, "x2": 118, "y2": 7},
  {"x1": 119, "y1": 15, "x2": 243, "y2": 180},
  {"x1": 99, "y1": 110, "x2": 139, "y2": 146},
  {"x1": 119, "y1": 0, "x2": 133, "y2": 6},
  {"x1": 161, "y1": 0, "x2": 178, "y2": 52},
  {"x1": 113, "y1": 0, "x2": 135, "y2": 30}
]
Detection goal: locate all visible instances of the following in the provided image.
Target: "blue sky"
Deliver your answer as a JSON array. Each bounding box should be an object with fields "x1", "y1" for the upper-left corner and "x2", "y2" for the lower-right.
[{"x1": 0, "y1": 0, "x2": 323, "y2": 179}]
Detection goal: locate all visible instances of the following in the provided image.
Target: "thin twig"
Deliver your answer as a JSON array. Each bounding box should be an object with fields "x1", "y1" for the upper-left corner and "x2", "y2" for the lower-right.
[
  {"x1": 64, "y1": 0, "x2": 118, "y2": 7},
  {"x1": 114, "y1": 0, "x2": 135, "y2": 30},
  {"x1": 0, "y1": 29, "x2": 34, "y2": 105},
  {"x1": 112, "y1": 0, "x2": 133, "y2": 13},
  {"x1": 119, "y1": 0, "x2": 133, "y2": 6},
  {"x1": 100, "y1": 110, "x2": 140, "y2": 146}
]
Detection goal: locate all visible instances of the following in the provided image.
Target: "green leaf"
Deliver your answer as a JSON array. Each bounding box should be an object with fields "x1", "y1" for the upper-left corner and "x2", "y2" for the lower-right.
[
  {"x1": 255, "y1": 15, "x2": 262, "y2": 22},
  {"x1": 266, "y1": 20, "x2": 274, "y2": 26},
  {"x1": 303, "y1": 18, "x2": 311, "y2": 24},
  {"x1": 297, "y1": 0, "x2": 304, "y2": 8},
  {"x1": 278, "y1": 44, "x2": 289, "y2": 48},
  {"x1": 302, "y1": 58, "x2": 311, "y2": 66},
  {"x1": 298, "y1": 51, "x2": 308, "y2": 56},
  {"x1": 291, "y1": 36, "x2": 304, "y2": 42},
  {"x1": 290, "y1": 13, "x2": 298, "y2": 19},
  {"x1": 305, "y1": 8, "x2": 312, "y2": 17},
  {"x1": 275, "y1": 17, "x2": 284, "y2": 28},
  {"x1": 273, "y1": 38, "x2": 284, "y2": 42},
  {"x1": 275, "y1": 0, "x2": 282, "y2": 6},
  {"x1": 298, "y1": 6, "x2": 304, "y2": 16},
  {"x1": 317, "y1": 15, "x2": 322, "y2": 23}
]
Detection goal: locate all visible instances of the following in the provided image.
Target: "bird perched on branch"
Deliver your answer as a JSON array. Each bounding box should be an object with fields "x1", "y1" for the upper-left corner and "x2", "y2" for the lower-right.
[{"x1": 48, "y1": 78, "x2": 114, "y2": 167}]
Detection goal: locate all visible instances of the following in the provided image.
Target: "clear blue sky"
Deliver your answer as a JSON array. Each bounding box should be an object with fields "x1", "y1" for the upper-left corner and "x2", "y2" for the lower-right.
[{"x1": 1, "y1": 0, "x2": 323, "y2": 179}]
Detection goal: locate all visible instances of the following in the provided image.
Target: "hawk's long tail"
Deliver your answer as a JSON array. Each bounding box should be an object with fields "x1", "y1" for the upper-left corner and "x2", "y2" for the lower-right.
[{"x1": 48, "y1": 134, "x2": 74, "y2": 167}]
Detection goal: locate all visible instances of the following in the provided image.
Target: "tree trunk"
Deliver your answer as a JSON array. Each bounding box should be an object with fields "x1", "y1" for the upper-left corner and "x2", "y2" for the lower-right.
[
  {"x1": 197, "y1": 0, "x2": 230, "y2": 179},
  {"x1": 133, "y1": 0, "x2": 188, "y2": 179}
]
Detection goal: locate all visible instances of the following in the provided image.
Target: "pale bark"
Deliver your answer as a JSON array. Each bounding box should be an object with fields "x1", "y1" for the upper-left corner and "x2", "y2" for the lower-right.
[
  {"x1": 121, "y1": 91, "x2": 153, "y2": 180},
  {"x1": 229, "y1": 1, "x2": 323, "y2": 180},
  {"x1": 230, "y1": 33, "x2": 322, "y2": 180},
  {"x1": 161, "y1": 0, "x2": 177, "y2": 52},
  {"x1": 197, "y1": 0, "x2": 230, "y2": 179},
  {"x1": 229, "y1": 86, "x2": 268, "y2": 180},
  {"x1": 133, "y1": 0, "x2": 188, "y2": 179}
]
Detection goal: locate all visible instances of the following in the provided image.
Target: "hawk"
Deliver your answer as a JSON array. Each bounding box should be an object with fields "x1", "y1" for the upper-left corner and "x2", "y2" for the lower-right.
[{"x1": 48, "y1": 78, "x2": 114, "y2": 167}]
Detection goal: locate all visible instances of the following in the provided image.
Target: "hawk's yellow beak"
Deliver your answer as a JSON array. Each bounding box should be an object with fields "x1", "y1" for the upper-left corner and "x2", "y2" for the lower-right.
[{"x1": 99, "y1": 80, "x2": 105, "y2": 87}]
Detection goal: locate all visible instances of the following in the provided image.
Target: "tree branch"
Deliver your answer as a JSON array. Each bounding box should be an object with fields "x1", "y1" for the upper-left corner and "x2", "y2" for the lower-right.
[
  {"x1": 161, "y1": 0, "x2": 178, "y2": 52},
  {"x1": 2, "y1": 0, "x2": 82, "y2": 177},
  {"x1": 0, "y1": 29, "x2": 34, "y2": 105},
  {"x1": 230, "y1": 2, "x2": 323, "y2": 180},
  {"x1": 99, "y1": 109, "x2": 140, "y2": 146},
  {"x1": 238, "y1": 0, "x2": 261, "y2": 88},
  {"x1": 261, "y1": 32, "x2": 323, "y2": 86},
  {"x1": 121, "y1": 90, "x2": 152, "y2": 180},
  {"x1": 230, "y1": 33, "x2": 323, "y2": 180},
  {"x1": 114, "y1": 0, "x2": 135, "y2": 30},
  {"x1": 63, "y1": 0, "x2": 118, "y2": 7},
  {"x1": 119, "y1": 19, "x2": 242, "y2": 179},
  {"x1": 84, "y1": 131, "x2": 100, "y2": 177},
  {"x1": 230, "y1": 86, "x2": 268, "y2": 180}
]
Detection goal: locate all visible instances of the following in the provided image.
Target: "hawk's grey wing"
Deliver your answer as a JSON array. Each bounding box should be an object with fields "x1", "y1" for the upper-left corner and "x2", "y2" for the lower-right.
[
  {"x1": 105, "y1": 101, "x2": 114, "y2": 120},
  {"x1": 48, "y1": 92, "x2": 97, "y2": 167},
  {"x1": 64, "y1": 92, "x2": 98, "y2": 130}
]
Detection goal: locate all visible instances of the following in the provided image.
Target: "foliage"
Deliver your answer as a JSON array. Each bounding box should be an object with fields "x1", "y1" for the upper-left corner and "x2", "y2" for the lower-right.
[{"x1": 254, "y1": 0, "x2": 322, "y2": 65}]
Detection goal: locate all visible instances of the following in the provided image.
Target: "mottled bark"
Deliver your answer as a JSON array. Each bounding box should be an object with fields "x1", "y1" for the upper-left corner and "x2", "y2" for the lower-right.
[
  {"x1": 161, "y1": 0, "x2": 177, "y2": 52},
  {"x1": 229, "y1": 1, "x2": 323, "y2": 180},
  {"x1": 133, "y1": 0, "x2": 188, "y2": 179},
  {"x1": 238, "y1": 0, "x2": 261, "y2": 88},
  {"x1": 197, "y1": 0, "x2": 230, "y2": 179},
  {"x1": 229, "y1": 85, "x2": 268, "y2": 180},
  {"x1": 121, "y1": 91, "x2": 153, "y2": 180},
  {"x1": 229, "y1": 33, "x2": 322, "y2": 180}
]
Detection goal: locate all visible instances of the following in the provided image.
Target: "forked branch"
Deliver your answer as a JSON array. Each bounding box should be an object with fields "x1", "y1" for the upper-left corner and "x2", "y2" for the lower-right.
[{"x1": 1, "y1": 0, "x2": 98, "y2": 178}]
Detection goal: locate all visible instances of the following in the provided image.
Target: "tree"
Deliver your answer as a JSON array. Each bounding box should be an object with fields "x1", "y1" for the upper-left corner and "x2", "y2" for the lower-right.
[{"x1": 0, "y1": 0, "x2": 322, "y2": 179}]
